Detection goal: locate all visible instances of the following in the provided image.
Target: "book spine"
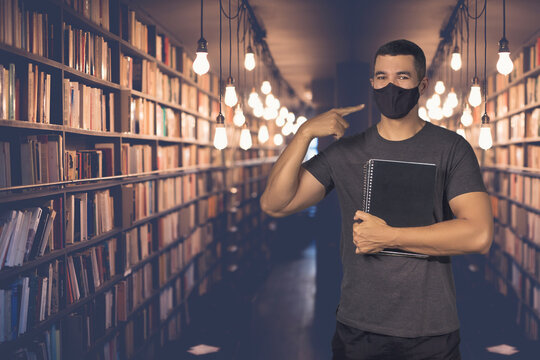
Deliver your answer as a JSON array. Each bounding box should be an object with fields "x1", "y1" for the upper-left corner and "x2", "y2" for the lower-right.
[{"x1": 362, "y1": 160, "x2": 374, "y2": 213}]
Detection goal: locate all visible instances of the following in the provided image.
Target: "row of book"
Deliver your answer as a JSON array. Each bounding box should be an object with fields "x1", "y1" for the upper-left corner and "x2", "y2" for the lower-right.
[
  {"x1": 65, "y1": 189, "x2": 115, "y2": 245},
  {"x1": 155, "y1": 103, "x2": 179, "y2": 137},
  {"x1": 127, "y1": 10, "x2": 149, "y2": 54},
  {"x1": 0, "y1": 0, "x2": 55, "y2": 59},
  {"x1": 493, "y1": 222, "x2": 540, "y2": 282},
  {"x1": 490, "y1": 144, "x2": 540, "y2": 168},
  {"x1": 156, "y1": 33, "x2": 178, "y2": 71},
  {"x1": 6, "y1": 135, "x2": 63, "y2": 186},
  {"x1": 0, "y1": 260, "x2": 62, "y2": 342},
  {"x1": 488, "y1": 74, "x2": 540, "y2": 119},
  {"x1": 66, "y1": 238, "x2": 118, "y2": 304},
  {"x1": 64, "y1": 23, "x2": 111, "y2": 81},
  {"x1": 65, "y1": 144, "x2": 114, "y2": 180},
  {"x1": 63, "y1": 78, "x2": 115, "y2": 131},
  {"x1": 491, "y1": 196, "x2": 539, "y2": 243},
  {"x1": 121, "y1": 181, "x2": 155, "y2": 227},
  {"x1": 63, "y1": 0, "x2": 111, "y2": 32},
  {"x1": 494, "y1": 108, "x2": 540, "y2": 144},
  {"x1": 0, "y1": 205, "x2": 57, "y2": 270},
  {"x1": 124, "y1": 223, "x2": 152, "y2": 271},
  {"x1": 0, "y1": 63, "x2": 52, "y2": 123},
  {"x1": 484, "y1": 171, "x2": 540, "y2": 210},
  {"x1": 121, "y1": 142, "x2": 152, "y2": 175}
]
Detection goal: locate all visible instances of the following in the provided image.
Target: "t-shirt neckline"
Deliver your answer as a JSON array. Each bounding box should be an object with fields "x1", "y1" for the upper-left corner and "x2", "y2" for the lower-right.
[{"x1": 374, "y1": 121, "x2": 430, "y2": 144}]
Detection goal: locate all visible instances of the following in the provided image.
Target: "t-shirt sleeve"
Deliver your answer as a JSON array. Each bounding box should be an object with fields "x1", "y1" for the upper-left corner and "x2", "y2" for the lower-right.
[
  {"x1": 301, "y1": 151, "x2": 335, "y2": 196},
  {"x1": 445, "y1": 136, "x2": 487, "y2": 201}
]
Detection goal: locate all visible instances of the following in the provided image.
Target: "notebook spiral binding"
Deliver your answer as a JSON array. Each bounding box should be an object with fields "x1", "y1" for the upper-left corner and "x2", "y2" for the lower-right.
[{"x1": 362, "y1": 160, "x2": 374, "y2": 212}]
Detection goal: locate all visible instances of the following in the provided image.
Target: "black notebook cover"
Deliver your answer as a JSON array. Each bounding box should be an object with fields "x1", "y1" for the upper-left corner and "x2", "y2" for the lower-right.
[{"x1": 361, "y1": 159, "x2": 437, "y2": 258}]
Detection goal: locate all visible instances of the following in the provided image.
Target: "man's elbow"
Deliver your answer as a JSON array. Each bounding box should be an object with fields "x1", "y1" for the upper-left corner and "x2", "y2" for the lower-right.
[
  {"x1": 477, "y1": 223, "x2": 494, "y2": 255},
  {"x1": 259, "y1": 196, "x2": 286, "y2": 218}
]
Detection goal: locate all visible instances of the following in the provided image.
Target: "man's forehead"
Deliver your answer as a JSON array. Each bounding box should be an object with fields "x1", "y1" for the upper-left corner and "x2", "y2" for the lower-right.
[{"x1": 374, "y1": 54, "x2": 415, "y2": 70}]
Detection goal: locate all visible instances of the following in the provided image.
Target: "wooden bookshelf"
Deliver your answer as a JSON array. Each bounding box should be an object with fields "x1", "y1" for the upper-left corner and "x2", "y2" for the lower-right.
[
  {"x1": 438, "y1": 31, "x2": 540, "y2": 340},
  {"x1": 0, "y1": 0, "x2": 282, "y2": 358}
]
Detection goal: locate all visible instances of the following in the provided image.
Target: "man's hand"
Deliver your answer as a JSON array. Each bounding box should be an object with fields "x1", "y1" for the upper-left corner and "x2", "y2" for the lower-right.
[
  {"x1": 298, "y1": 104, "x2": 365, "y2": 140},
  {"x1": 352, "y1": 210, "x2": 397, "y2": 254}
]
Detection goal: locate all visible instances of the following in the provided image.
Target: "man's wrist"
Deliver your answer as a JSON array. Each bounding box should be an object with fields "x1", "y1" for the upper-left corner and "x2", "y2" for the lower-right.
[{"x1": 296, "y1": 126, "x2": 313, "y2": 142}]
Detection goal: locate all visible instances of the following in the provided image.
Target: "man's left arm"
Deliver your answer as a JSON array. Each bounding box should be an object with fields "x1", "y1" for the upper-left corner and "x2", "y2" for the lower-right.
[{"x1": 353, "y1": 191, "x2": 494, "y2": 256}]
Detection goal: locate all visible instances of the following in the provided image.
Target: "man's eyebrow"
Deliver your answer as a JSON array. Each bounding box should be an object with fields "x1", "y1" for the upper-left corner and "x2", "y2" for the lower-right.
[
  {"x1": 397, "y1": 71, "x2": 412, "y2": 76},
  {"x1": 374, "y1": 71, "x2": 386, "y2": 76}
]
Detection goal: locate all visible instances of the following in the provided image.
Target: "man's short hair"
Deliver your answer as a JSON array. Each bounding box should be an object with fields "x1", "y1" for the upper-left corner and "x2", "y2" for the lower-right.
[{"x1": 373, "y1": 39, "x2": 426, "y2": 80}]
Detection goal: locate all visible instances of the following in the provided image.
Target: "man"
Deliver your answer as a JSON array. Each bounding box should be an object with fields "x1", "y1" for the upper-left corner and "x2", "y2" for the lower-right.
[{"x1": 260, "y1": 39, "x2": 493, "y2": 359}]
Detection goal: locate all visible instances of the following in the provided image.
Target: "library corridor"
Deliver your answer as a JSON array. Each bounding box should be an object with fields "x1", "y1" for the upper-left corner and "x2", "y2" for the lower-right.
[{"x1": 1, "y1": 0, "x2": 540, "y2": 359}]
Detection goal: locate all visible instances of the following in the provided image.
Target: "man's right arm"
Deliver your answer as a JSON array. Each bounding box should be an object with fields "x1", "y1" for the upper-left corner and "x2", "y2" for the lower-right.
[
  {"x1": 260, "y1": 104, "x2": 364, "y2": 217},
  {"x1": 260, "y1": 130, "x2": 326, "y2": 218}
]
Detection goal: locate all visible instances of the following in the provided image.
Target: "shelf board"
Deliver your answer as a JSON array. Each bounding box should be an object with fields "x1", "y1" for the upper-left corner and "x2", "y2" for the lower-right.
[
  {"x1": 0, "y1": 43, "x2": 63, "y2": 70},
  {"x1": 61, "y1": 5, "x2": 121, "y2": 43},
  {"x1": 490, "y1": 101, "x2": 540, "y2": 123},
  {"x1": 487, "y1": 66, "x2": 540, "y2": 102},
  {"x1": 63, "y1": 65, "x2": 120, "y2": 89},
  {"x1": 0, "y1": 119, "x2": 65, "y2": 131},
  {"x1": 493, "y1": 136, "x2": 540, "y2": 146},
  {"x1": 481, "y1": 165, "x2": 540, "y2": 177},
  {"x1": 488, "y1": 191, "x2": 540, "y2": 216}
]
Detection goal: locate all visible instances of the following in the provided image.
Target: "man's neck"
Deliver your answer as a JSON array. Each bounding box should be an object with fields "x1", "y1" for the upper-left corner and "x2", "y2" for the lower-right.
[{"x1": 376, "y1": 113, "x2": 426, "y2": 141}]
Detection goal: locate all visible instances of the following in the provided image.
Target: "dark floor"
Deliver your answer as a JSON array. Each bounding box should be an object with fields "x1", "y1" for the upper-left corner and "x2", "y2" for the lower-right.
[{"x1": 161, "y1": 238, "x2": 540, "y2": 360}]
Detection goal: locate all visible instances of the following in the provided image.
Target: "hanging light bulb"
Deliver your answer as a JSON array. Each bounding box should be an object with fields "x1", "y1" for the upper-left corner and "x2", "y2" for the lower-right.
[
  {"x1": 253, "y1": 105, "x2": 264, "y2": 118},
  {"x1": 239, "y1": 125, "x2": 252, "y2": 150},
  {"x1": 193, "y1": 0, "x2": 210, "y2": 76},
  {"x1": 418, "y1": 106, "x2": 429, "y2": 121},
  {"x1": 442, "y1": 102, "x2": 453, "y2": 118},
  {"x1": 279, "y1": 106, "x2": 288, "y2": 118},
  {"x1": 460, "y1": 104, "x2": 473, "y2": 126},
  {"x1": 248, "y1": 88, "x2": 259, "y2": 109},
  {"x1": 233, "y1": 105, "x2": 245, "y2": 127},
  {"x1": 263, "y1": 107, "x2": 277, "y2": 120},
  {"x1": 431, "y1": 94, "x2": 441, "y2": 107},
  {"x1": 258, "y1": 124, "x2": 269, "y2": 143},
  {"x1": 224, "y1": 77, "x2": 238, "y2": 107},
  {"x1": 451, "y1": 46, "x2": 462, "y2": 71},
  {"x1": 296, "y1": 116, "x2": 308, "y2": 126},
  {"x1": 428, "y1": 107, "x2": 443, "y2": 121},
  {"x1": 265, "y1": 94, "x2": 275, "y2": 107},
  {"x1": 435, "y1": 81, "x2": 446, "y2": 94},
  {"x1": 496, "y1": 38, "x2": 513, "y2": 75},
  {"x1": 447, "y1": 88, "x2": 459, "y2": 108},
  {"x1": 282, "y1": 121, "x2": 294, "y2": 135},
  {"x1": 456, "y1": 127, "x2": 466, "y2": 139},
  {"x1": 478, "y1": 114, "x2": 493, "y2": 150},
  {"x1": 193, "y1": 38, "x2": 210, "y2": 76},
  {"x1": 271, "y1": 98, "x2": 280, "y2": 110},
  {"x1": 496, "y1": 0, "x2": 513, "y2": 75},
  {"x1": 468, "y1": 77, "x2": 482, "y2": 107},
  {"x1": 244, "y1": 45, "x2": 256, "y2": 71},
  {"x1": 286, "y1": 112, "x2": 295, "y2": 123},
  {"x1": 273, "y1": 134, "x2": 284, "y2": 146},
  {"x1": 275, "y1": 116, "x2": 286, "y2": 127},
  {"x1": 213, "y1": 114, "x2": 228, "y2": 150},
  {"x1": 426, "y1": 98, "x2": 436, "y2": 110},
  {"x1": 261, "y1": 81, "x2": 272, "y2": 95}
]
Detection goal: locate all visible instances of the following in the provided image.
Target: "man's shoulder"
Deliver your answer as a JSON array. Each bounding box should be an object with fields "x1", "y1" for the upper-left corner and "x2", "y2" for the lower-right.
[{"x1": 423, "y1": 122, "x2": 465, "y2": 147}]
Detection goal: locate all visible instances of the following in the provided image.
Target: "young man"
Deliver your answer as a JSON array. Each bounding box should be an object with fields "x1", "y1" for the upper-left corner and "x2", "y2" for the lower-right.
[{"x1": 260, "y1": 39, "x2": 493, "y2": 359}]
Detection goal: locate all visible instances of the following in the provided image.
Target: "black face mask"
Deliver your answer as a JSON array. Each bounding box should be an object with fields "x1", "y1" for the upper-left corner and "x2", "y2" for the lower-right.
[{"x1": 372, "y1": 82, "x2": 420, "y2": 119}]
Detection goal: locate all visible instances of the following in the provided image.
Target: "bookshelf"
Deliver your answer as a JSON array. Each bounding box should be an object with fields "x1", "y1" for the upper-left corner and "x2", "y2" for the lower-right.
[
  {"x1": 439, "y1": 32, "x2": 540, "y2": 340},
  {"x1": 0, "y1": 0, "x2": 282, "y2": 358}
]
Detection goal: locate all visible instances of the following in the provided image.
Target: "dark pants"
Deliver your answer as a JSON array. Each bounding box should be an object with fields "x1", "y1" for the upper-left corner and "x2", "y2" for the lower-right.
[{"x1": 331, "y1": 320, "x2": 461, "y2": 360}]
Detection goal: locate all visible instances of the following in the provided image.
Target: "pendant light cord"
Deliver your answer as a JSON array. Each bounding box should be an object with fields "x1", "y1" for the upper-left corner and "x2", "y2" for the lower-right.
[
  {"x1": 200, "y1": 0, "x2": 203, "y2": 38},
  {"x1": 219, "y1": 0, "x2": 222, "y2": 114},
  {"x1": 474, "y1": 0, "x2": 477, "y2": 79},
  {"x1": 228, "y1": 0, "x2": 232, "y2": 78},
  {"x1": 237, "y1": 0, "x2": 241, "y2": 97},
  {"x1": 484, "y1": 0, "x2": 487, "y2": 114},
  {"x1": 502, "y1": 0, "x2": 506, "y2": 39}
]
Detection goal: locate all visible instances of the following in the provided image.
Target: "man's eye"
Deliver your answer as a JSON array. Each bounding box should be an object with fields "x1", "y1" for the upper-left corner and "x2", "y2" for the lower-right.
[
  {"x1": 377, "y1": 76, "x2": 385, "y2": 80},
  {"x1": 399, "y1": 76, "x2": 409, "y2": 80}
]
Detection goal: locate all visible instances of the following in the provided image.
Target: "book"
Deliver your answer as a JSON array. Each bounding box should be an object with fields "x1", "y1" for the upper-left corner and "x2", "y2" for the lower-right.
[{"x1": 361, "y1": 158, "x2": 437, "y2": 258}]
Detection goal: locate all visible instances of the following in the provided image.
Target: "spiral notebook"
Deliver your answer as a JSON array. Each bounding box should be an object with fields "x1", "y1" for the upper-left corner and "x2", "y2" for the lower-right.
[{"x1": 361, "y1": 159, "x2": 437, "y2": 259}]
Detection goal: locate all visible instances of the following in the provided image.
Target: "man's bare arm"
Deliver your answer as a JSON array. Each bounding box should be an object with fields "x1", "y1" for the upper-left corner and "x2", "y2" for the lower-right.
[
  {"x1": 353, "y1": 191, "x2": 494, "y2": 256},
  {"x1": 260, "y1": 104, "x2": 364, "y2": 217}
]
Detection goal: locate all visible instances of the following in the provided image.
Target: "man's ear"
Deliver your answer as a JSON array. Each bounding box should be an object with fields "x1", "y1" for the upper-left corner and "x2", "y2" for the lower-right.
[
  {"x1": 370, "y1": 78, "x2": 374, "y2": 88},
  {"x1": 419, "y1": 77, "x2": 429, "y2": 95}
]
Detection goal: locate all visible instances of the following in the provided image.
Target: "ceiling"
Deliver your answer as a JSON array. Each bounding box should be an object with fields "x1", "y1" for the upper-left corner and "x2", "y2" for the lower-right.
[{"x1": 132, "y1": 0, "x2": 540, "y2": 108}]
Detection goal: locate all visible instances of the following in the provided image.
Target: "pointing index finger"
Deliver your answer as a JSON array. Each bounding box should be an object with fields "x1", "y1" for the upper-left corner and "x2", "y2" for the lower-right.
[{"x1": 335, "y1": 104, "x2": 365, "y2": 117}]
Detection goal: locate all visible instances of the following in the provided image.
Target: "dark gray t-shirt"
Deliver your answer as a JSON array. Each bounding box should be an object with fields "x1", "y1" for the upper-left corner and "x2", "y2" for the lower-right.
[{"x1": 301, "y1": 120, "x2": 487, "y2": 338}]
